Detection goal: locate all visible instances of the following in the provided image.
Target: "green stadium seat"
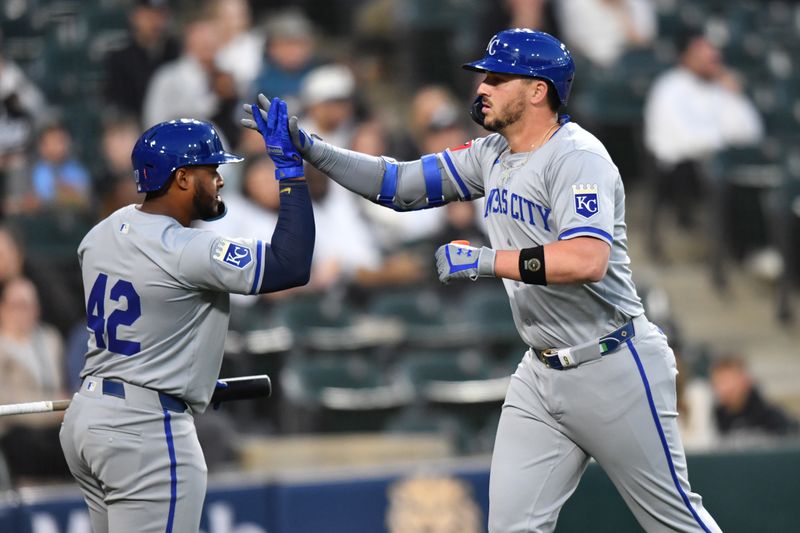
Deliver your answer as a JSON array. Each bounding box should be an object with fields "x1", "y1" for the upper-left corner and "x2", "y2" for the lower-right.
[
  {"x1": 394, "y1": 349, "x2": 508, "y2": 441},
  {"x1": 6, "y1": 210, "x2": 93, "y2": 265},
  {"x1": 460, "y1": 285, "x2": 518, "y2": 345},
  {"x1": 273, "y1": 294, "x2": 359, "y2": 351},
  {"x1": 281, "y1": 355, "x2": 413, "y2": 433},
  {"x1": 368, "y1": 289, "x2": 474, "y2": 349}
]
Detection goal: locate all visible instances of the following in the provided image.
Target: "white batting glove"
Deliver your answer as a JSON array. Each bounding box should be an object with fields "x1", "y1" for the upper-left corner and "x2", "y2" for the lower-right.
[{"x1": 435, "y1": 240, "x2": 496, "y2": 283}]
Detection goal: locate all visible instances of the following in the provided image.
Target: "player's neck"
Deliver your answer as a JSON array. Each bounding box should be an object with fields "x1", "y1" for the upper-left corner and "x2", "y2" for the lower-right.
[
  {"x1": 504, "y1": 112, "x2": 559, "y2": 154},
  {"x1": 139, "y1": 198, "x2": 193, "y2": 227}
]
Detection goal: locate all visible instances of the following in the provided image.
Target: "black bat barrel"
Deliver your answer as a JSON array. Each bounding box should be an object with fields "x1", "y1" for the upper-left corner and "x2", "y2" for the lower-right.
[{"x1": 211, "y1": 375, "x2": 272, "y2": 404}]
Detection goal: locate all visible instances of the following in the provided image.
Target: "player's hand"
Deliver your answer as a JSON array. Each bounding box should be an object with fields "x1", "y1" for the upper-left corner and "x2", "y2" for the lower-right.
[
  {"x1": 243, "y1": 95, "x2": 304, "y2": 180},
  {"x1": 242, "y1": 93, "x2": 315, "y2": 157},
  {"x1": 435, "y1": 240, "x2": 496, "y2": 283}
]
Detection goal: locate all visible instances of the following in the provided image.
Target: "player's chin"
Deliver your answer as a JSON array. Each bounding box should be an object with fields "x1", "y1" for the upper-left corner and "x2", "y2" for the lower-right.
[
  {"x1": 482, "y1": 117, "x2": 501, "y2": 132},
  {"x1": 198, "y1": 199, "x2": 223, "y2": 221}
]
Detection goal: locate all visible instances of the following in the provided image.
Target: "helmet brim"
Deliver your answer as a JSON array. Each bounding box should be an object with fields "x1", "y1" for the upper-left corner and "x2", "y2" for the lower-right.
[
  {"x1": 206, "y1": 151, "x2": 245, "y2": 165},
  {"x1": 462, "y1": 57, "x2": 529, "y2": 75}
]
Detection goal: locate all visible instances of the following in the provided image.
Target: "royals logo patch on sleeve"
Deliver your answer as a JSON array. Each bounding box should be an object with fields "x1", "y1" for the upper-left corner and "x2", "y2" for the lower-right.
[
  {"x1": 213, "y1": 240, "x2": 253, "y2": 269},
  {"x1": 572, "y1": 183, "x2": 599, "y2": 219}
]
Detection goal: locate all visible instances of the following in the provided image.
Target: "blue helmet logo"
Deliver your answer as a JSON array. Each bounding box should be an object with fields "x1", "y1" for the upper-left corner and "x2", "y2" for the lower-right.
[{"x1": 463, "y1": 29, "x2": 575, "y2": 107}]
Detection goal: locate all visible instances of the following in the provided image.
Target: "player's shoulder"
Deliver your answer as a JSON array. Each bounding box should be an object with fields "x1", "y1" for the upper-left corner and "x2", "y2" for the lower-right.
[
  {"x1": 447, "y1": 132, "x2": 508, "y2": 158},
  {"x1": 79, "y1": 204, "x2": 136, "y2": 251},
  {"x1": 555, "y1": 122, "x2": 614, "y2": 164},
  {"x1": 81, "y1": 204, "x2": 207, "y2": 253}
]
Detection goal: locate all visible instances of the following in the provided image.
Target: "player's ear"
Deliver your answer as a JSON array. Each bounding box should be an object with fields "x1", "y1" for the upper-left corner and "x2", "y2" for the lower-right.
[
  {"x1": 529, "y1": 80, "x2": 549, "y2": 106},
  {"x1": 173, "y1": 168, "x2": 192, "y2": 191}
]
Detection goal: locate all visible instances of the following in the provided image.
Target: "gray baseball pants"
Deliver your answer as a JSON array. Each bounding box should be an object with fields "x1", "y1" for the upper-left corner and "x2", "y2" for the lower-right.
[
  {"x1": 59, "y1": 377, "x2": 207, "y2": 533},
  {"x1": 489, "y1": 315, "x2": 722, "y2": 532}
]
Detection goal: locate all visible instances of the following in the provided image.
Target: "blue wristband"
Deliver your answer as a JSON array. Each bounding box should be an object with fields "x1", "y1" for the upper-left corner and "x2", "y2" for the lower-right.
[{"x1": 275, "y1": 166, "x2": 304, "y2": 180}]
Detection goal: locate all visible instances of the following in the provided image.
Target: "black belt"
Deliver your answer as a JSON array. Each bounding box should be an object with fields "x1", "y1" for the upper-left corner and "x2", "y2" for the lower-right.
[
  {"x1": 535, "y1": 320, "x2": 635, "y2": 370},
  {"x1": 101, "y1": 379, "x2": 187, "y2": 413}
]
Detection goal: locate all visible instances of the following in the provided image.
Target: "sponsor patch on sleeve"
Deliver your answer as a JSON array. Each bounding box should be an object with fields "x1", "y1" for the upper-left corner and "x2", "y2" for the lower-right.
[
  {"x1": 572, "y1": 183, "x2": 599, "y2": 219},
  {"x1": 213, "y1": 240, "x2": 253, "y2": 269}
]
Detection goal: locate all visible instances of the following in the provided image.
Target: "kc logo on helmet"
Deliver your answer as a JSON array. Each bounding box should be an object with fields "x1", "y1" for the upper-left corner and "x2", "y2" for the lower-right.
[
  {"x1": 487, "y1": 36, "x2": 501, "y2": 55},
  {"x1": 572, "y1": 183, "x2": 599, "y2": 219},
  {"x1": 213, "y1": 240, "x2": 253, "y2": 269}
]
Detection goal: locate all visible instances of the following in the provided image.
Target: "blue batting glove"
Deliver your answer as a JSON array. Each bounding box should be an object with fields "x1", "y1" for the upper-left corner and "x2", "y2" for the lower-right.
[
  {"x1": 435, "y1": 240, "x2": 496, "y2": 284},
  {"x1": 250, "y1": 96, "x2": 304, "y2": 180}
]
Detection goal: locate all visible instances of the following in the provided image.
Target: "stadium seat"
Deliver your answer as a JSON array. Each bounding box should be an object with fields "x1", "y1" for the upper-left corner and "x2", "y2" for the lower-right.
[
  {"x1": 281, "y1": 355, "x2": 413, "y2": 433},
  {"x1": 368, "y1": 288, "x2": 474, "y2": 349},
  {"x1": 394, "y1": 349, "x2": 509, "y2": 440},
  {"x1": 6, "y1": 210, "x2": 93, "y2": 268},
  {"x1": 384, "y1": 405, "x2": 476, "y2": 454},
  {"x1": 772, "y1": 172, "x2": 800, "y2": 322},
  {"x1": 717, "y1": 146, "x2": 785, "y2": 250},
  {"x1": 459, "y1": 285, "x2": 518, "y2": 347},
  {"x1": 273, "y1": 294, "x2": 356, "y2": 351}
]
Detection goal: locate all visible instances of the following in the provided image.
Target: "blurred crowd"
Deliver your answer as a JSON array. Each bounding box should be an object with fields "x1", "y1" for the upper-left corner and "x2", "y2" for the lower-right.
[{"x1": 1, "y1": 0, "x2": 799, "y2": 487}]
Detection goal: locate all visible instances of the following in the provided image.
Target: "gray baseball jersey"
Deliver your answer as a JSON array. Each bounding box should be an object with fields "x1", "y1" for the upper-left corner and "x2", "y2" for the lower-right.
[
  {"x1": 437, "y1": 121, "x2": 719, "y2": 532},
  {"x1": 61, "y1": 204, "x2": 270, "y2": 533},
  {"x1": 305, "y1": 117, "x2": 721, "y2": 531},
  {"x1": 440, "y1": 122, "x2": 644, "y2": 349},
  {"x1": 78, "y1": 204, "x2": 267, "y2": 413}
]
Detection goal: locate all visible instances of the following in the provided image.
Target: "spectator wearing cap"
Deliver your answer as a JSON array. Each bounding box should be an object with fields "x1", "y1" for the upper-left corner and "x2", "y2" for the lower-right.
[
  {"x1": 298, "y1": 63, "x2": 359, "y2": 149},
  {"x1": 102, "y1": 0, "x2": 179, "y2": 120},
  {"x1": 251, "y1": 9, "x2": 320, "y2": 109}
]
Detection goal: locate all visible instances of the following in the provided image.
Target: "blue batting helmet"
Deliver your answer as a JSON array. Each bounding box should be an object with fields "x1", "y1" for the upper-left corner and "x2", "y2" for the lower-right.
[
  {"x1": 132, "y1": 119, "x2": 243, "y2": 193},
  {"x1": 463, "y1": 29, "x2": 575, "y2": 106}
]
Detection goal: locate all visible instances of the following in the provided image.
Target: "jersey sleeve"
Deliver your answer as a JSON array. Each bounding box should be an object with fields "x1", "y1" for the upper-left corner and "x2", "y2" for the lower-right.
[
  {"x1": 177, "y1": 231, "x2": 267, "y2": 295},
  {"x1": 440, "y1": 134, "x2": 507, "y2": 200},
  {"x1": 547, "y1": 150, "x2": 618, "y2": 246}
]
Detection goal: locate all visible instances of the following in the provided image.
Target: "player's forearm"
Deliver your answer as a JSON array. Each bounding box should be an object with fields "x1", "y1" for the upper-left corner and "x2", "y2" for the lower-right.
[
  {"x1": 304, "y1": 140, "x2": 461, "y2": 210},
  {"x1": 259, "y1": 180, "x2": 314, "y2": 292},
  {"x1": 494, "y1": 239, "x2": 609, "y2": 284}
]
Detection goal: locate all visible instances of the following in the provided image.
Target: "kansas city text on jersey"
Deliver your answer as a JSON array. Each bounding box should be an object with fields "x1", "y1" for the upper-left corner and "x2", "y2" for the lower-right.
[{"x1": 483, "y1": 186, "x2": 552, "y2": 232}]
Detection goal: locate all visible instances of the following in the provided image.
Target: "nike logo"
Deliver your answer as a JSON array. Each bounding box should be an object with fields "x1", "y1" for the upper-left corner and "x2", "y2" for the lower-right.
[{"x1": 280, "y1": 187, "x2": 291, "y2": 194}]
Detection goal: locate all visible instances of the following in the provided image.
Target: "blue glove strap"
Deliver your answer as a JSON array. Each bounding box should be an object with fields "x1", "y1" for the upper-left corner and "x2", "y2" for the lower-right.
[{"x1": 275, "y1": 166, "x2": 304, "y2": 180}]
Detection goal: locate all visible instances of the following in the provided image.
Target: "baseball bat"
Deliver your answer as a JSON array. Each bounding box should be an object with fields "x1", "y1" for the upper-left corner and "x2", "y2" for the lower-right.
[
  {"x1": 0, "y1": 375, "x2": 272, "y2": 417},
  {"x1": 211, "y1": 374, "x2": 272, "y2": 403}
]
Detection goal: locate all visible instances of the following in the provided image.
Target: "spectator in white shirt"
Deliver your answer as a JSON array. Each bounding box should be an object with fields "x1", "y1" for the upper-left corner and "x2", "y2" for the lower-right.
[
  {"x1": 142, "y1": 16, "x2": 239, "y2": 143},
  {"x1": 643, "y1": 31, "x2": 763, "y2": 257},
  {"x1": 557, "y1": 0, "x2": 657, "y2": 68}
]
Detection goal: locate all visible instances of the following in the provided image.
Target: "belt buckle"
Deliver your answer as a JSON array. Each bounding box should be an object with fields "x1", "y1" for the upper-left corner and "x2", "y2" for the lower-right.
[{"x1": 541, "y1": 348, "x2": 558, "y2": 368}]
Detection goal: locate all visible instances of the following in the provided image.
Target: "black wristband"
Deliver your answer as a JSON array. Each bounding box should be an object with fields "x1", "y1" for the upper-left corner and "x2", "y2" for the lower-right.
[{"x1": 519, "y1": 246, "x2": 547, "y2": 285}]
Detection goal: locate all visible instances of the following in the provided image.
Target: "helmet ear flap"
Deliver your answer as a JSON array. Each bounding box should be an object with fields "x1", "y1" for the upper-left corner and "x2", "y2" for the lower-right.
[{"x1": 469, "y1": 95, "x2": 486, "y2": 127}]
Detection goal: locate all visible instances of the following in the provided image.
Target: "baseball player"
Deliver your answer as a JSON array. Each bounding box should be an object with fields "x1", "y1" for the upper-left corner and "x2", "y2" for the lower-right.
[
  {"x1": 59, "y1": 100, "x2": 314, "y2": 533},
  {"x1": 245, "y1": 30, "x2": 722, "y2": 532}
]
